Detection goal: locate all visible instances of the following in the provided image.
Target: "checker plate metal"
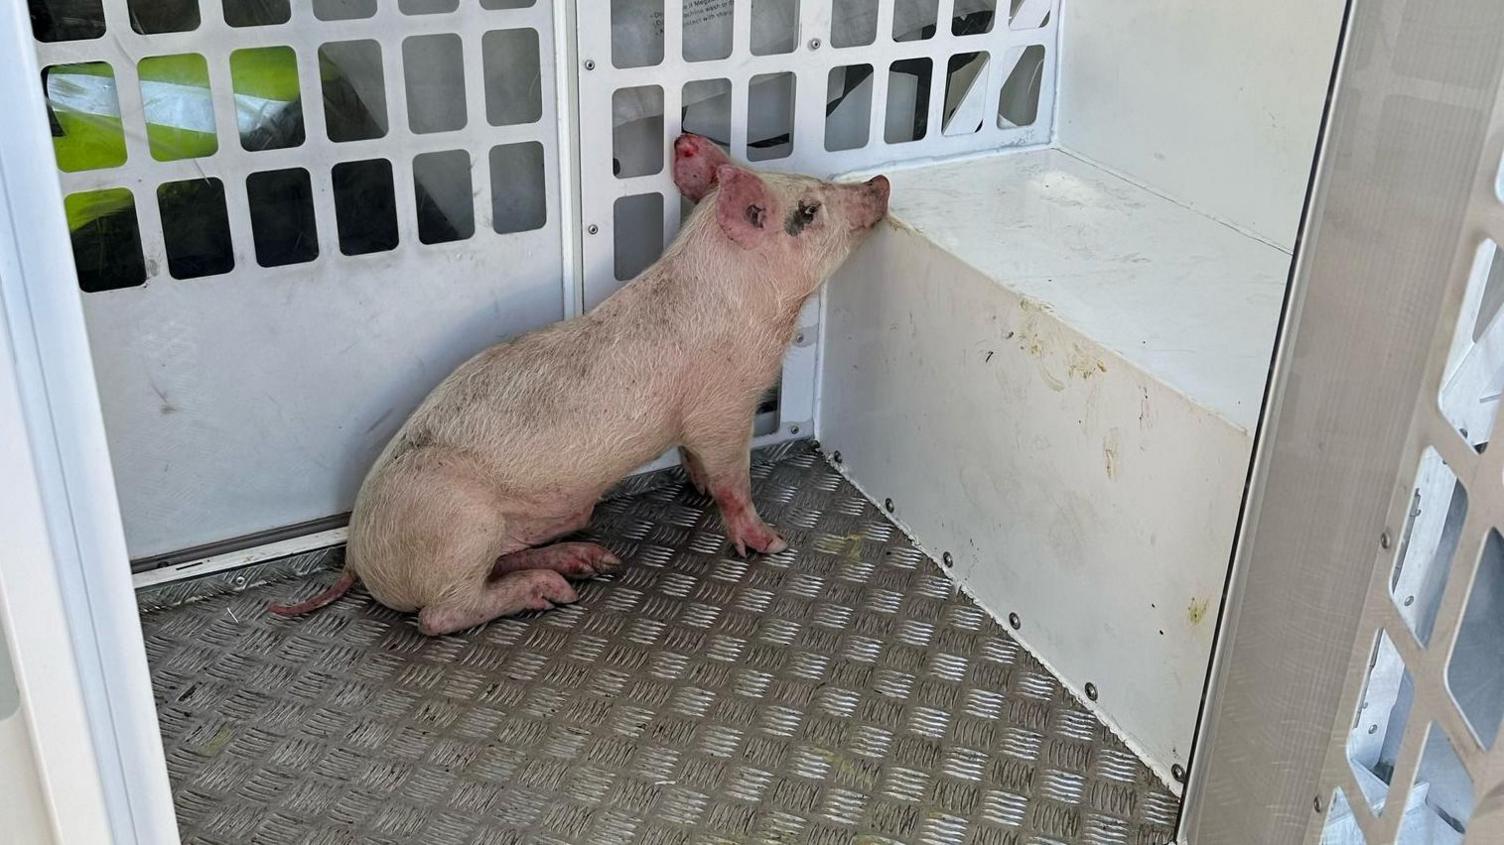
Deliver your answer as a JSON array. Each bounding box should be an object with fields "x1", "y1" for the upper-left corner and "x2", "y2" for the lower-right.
[{"x1": 140, "y1": 445, "x2": 1178, "y2": 844}]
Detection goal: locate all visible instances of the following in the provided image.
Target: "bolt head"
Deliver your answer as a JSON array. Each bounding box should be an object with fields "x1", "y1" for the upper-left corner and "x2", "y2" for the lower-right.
[
  {"x1": 1085, "y1": 682, "x2": 1099, "y2": 702},
  {"x1": 1314, "y1": 795, "x2": 1324, "y2": 813},
  {"x1": 1008, "y1": 612, "x2": 1021, "y2": 630},
  {"x1": 794, "y1": 332, "x2": 806, "y2": 344},
  {"x1": 808, "y1": 37, "x2": 822, "y2": 50},
  {"x1": 1380, "y1": 530, "x2": 1392, "y2": 549},
  {"x1": 789, "y1": 424, "x2": 800, "y2": 435},
  {"x1": 587, "y1": 224, "x2": 600, "y2": 235},
  {"x1": 831, "y1": 451, "x2": 842, "y2": 464},
  {"x1": 884, "y1": 498, "x2": 895, "y2": 513},
  {"x1": 584, "y1": 59, "x2": 596, "y2": 70},
  {"x1": 942, "y1": 551, "x2": 953, "y2": 568},
  {"x1": 1172, "y1": 764, "x2": 1187, "y2": 783}
]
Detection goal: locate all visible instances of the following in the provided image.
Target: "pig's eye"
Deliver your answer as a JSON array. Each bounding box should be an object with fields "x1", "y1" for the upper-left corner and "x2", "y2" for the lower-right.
[{"x1": 799, "y1": 202, "x2": 821, "y2": 223}]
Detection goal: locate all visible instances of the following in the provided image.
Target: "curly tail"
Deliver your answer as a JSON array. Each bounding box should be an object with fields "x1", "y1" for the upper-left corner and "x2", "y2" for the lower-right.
[{"x1": 268, "y1": 570, "x2": 358, "y2": 617}]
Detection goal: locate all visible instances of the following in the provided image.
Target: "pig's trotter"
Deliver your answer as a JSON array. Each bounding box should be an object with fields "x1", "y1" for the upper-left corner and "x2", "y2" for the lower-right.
[
  {"x1": 712, "y1": 483, "x2": 788, "y2": 557},
  {"x1": 417, "y1": 569, "x2": 578, "y2": 636},
  {"x1": 728, "y1": 519, "x2": 789, "y2": 558},
  {"x1": 492, "y1": 542, "x2": 622, "y2": 579}
]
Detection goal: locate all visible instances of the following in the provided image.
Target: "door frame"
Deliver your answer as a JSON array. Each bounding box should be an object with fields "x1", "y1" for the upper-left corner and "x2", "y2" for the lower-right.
[
  {"x1": 0, "y1": 0, "x2": 179, "y2": 841},
  {"x1": 1180, "y1": 0, "x2": 1504, "y2": 840}
]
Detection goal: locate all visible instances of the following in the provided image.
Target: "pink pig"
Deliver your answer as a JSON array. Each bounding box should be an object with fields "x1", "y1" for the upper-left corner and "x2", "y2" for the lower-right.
[{"x1": 271, "y1": 134, "x2": 890, "y2": 635}]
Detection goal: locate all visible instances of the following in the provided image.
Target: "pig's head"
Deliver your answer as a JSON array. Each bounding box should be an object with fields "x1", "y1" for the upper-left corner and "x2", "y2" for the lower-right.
[{"x1": 672, "y1": 133, "x2": 889, "y2": 296}]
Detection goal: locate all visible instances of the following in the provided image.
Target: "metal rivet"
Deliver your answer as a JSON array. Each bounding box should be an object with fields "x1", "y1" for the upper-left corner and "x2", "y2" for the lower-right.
[
  {"x1": 583, "y1": 59, "x2": 596, "y2": 70},
  {"x1": 832, "y1": 451, "x2": 842, "y2": 464},
  {"x1": 808, "y1": 37, "x2": 822, "y2": 50},
  {"x1": 1008, "y1": 612, "x2": 1021, "y2": 630},
  {"x1": 232, "y1": 574, "x2": 247, "y2": 587},
  {"x1": 942, "y1": 551, "x2": 953, "y2": 568},
  {"x1": 1403, "y1": 595, "x2": 1415, "y2": 607},
  {"x1": 587, "y1": 224, "x2": 599, "y2": 235},
  {"x1": 789, "y1": 424, "x2": 800, "y2": 435},
  {"x1": 1172, "y1": 764, "x2": 1187, "y2": 783},
  {"x1": 1085, "y1": 682, "x2": 1099, "y2": 702},
  {"x1": 1380, "y1": 530, "x2": 1392, "y2": 549},
  {"x1": 794, "y1": 332, "x2": 806, "y2": 344},
  {"x1": 1368, "y1": 724, "x2": 1378, "y2": 734},
  {"x1": 884, "y1": 498, "x2": 895, "y2": 513},
  {"x1": 1314, "y1": 795, "x2": 1324, "y2": 813}
]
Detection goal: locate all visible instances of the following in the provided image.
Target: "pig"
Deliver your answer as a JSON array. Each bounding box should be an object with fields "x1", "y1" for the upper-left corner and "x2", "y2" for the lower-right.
[{"x1": 269, "y1": 133, "x2": 890, "y2": 636}]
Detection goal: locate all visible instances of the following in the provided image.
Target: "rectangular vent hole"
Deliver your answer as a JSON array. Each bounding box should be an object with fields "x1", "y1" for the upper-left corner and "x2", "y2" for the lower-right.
[
  {"x1": 332, "y1": 159, "x2": 399, "y2": 255},
  {"x1": 415, "y1": 150, "x2": 475, "y2": 245},
  {"x1": 247, "y1": 168, "x2": 318, "y2": 267}
]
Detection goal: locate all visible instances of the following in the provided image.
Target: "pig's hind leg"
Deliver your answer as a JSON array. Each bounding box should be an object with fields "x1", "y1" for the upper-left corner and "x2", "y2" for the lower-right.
[
  {"x1": 492, "y1": 543, "x2": 622, "y2": 579},
  {"x1": 418, "y1": 569, "x2": 578, "y2": 636}
]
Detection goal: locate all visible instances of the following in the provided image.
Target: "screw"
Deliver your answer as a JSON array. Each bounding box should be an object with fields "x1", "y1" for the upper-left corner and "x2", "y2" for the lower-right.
[
  {"x1": 942, "y1": 552, "x2": 953, "y2": 568},
  {"x1": 1403, "y1": 595, "x2": 1415, "y2": 607},
  {"x1": 1085, "y1": 682, "x2": 1099, "y2": 702},
  {"x1": 832, "y1": 451, "x2": 842, "y2": 464},
  {"x1": 808, "y1": 37, "x2": 822, "y2": 50},
  {"x1": 1380, "y1": 530, "x2": 1392, "y2": 549},
  {"x1": 232, "y1": 574, "x2": 247, "y2": 587},
  {"x1": 1368, "y1": 724, "x2": 1378, "y2": 734},
  {"x1": 587, "y1": 224, "x2": 599, "y2": 235},
  {"x1": 1008, "y1": 612, "x2": 1021, "y2": 630},
  {"x1": 584, "y1": 59, "x2": 596, "y2": 71},
  {"x1": 789, "y1": 424, "x2": 800, "y2": 435},
  {"x1": 795, "y1": 332, "x2": 806, "y2": 344},
  {"x1": 884, "y1": 498, "x2": 895, "y2": 513},
  {"x1": 1172, "y1": 764, "x2": 1187, "y2": 783},
  {"x1": 1314, "y1": 795, "x2": 1324, "y2": 813}
]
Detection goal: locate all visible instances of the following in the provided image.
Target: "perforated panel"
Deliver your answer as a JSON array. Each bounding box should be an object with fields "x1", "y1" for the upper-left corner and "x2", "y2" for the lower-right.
[
  {"x1": 1317, "y1": 85, "x2": 1504, "y2": 843},
  {"x1": 577, "y1": 0, "x2": 1059, "y2": 436},
  {"x1": 29, "y1": 0, "x2": 565, "y2": 559}
]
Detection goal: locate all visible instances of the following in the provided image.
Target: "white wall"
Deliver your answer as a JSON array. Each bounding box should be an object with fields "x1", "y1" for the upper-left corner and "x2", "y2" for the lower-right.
[{"x1": 1055, "y1": 0, "x2": 1347, "y2": 249}]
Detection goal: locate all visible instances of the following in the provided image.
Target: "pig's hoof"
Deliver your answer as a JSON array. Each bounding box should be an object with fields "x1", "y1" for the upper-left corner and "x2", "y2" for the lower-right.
[
  {"x1": 544, "y1": 542, "x2": 622, "y2": 579},
  {"x1": 520, "y1": 569, "x2": 579, "y2": 611},
  {"x1": 731, "y1": 527, "x2": 789, "y2": 557}
]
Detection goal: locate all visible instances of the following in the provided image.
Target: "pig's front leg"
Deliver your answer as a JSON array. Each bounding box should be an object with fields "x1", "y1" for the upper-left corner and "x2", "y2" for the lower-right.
[
  {"x1": 678, "y1": 446, "x2": 711, "y2": 494},
  {"x1": 681, "y1": 440, "x2": 788, "y2": 558}
]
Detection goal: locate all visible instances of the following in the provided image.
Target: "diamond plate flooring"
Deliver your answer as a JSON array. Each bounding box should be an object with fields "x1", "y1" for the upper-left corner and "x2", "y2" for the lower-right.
[{"x1": 140, "y1": 445, "x2": 1180, "y2": 845}]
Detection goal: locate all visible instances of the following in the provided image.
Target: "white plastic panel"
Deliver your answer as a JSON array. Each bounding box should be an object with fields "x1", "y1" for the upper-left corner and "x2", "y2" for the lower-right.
[
  {"x1": 1055, "y1": 0, "x2": 1346, "y2": 249},
  {"x1": 30, "y1": 1, "x2": 566, "y2": 559}
]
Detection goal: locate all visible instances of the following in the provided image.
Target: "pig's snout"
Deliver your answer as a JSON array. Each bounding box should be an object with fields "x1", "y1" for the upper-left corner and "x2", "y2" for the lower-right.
[{"x1": 852, "y1": 175, "x2": 890, "y2": 229}]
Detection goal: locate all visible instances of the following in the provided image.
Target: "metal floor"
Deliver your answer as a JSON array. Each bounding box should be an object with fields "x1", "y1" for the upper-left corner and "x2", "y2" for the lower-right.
[{"x1": 139, "y1": 445, "x2": 1180, "y2": 845}]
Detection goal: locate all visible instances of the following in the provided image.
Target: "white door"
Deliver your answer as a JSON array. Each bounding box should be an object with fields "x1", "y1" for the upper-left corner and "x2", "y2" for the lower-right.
[{"x1": 1182, "y1": 0, "x2": 1504, "y2": 840}]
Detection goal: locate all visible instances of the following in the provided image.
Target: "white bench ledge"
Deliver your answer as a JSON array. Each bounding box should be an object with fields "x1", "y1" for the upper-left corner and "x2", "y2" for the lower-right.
[{"x1": 881, "y1": 148, "x2": 1288, "y2": 433}]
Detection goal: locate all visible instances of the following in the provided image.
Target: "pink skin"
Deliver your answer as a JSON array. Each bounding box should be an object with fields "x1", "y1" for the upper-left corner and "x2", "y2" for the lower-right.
[
  {"x1": 491, "y1": 542, "x2": 622, "y2": 579},
  {"x1": 278, "y1": 132, "x2": 889, "y2": 636}
]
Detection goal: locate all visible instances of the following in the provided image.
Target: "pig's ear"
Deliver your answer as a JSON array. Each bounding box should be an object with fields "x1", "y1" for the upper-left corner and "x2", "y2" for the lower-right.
[
  {"x1": 714, "y1": 165, "x2": 774, "y2": 249},
  {"x1": 673, "y1": 134, "x2": 732, "y2": 202}
]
